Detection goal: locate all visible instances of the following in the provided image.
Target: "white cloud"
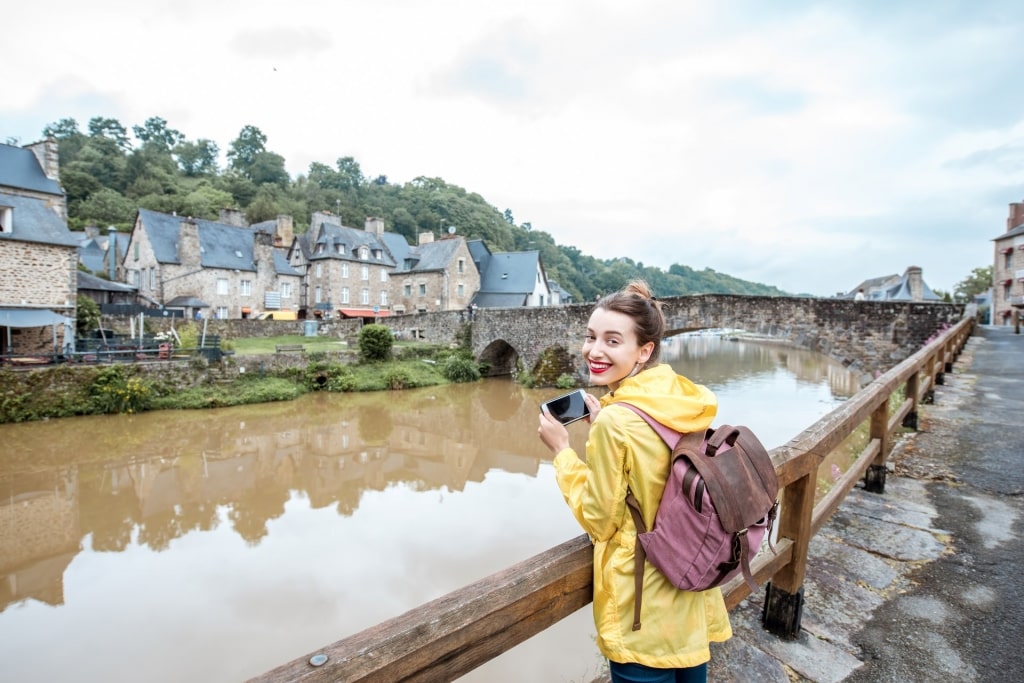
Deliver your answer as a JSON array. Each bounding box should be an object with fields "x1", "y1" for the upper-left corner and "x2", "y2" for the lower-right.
[{"x1": 4, "y1": 1, "x2": 1023, "y2": 295}]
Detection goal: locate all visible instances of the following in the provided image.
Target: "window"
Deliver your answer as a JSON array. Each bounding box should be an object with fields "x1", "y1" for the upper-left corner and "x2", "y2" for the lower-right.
[
  {"x1": 216, "y1": 306, "x2": 228, "y2": 319},
  {"x1": 404, "y1": 284, "x2": 412, "y2": 297},
  {"x1": 315, "y1": 286, "x2": 322, "y2": 303},
  {"x1": 380, "y1": 290, "x2": 388, "y2": 305},
  {"x1": 457, "y1": 283, "x2": 465, "y2": 298},
  {"x1": 361, "y1": 288, "x2": 370, "y2": 305},
  {"x1": 342, "y1": 263, "x2": 349, "y2": 278},
  {"x1": 316, "y1": 263, "x2": 323, "y2": 277},
  {"x1": 1006, "y1": 252, "x2": 1013, "y2": 269},
  {"x1": 149, "y1": 268, "x2": 156, "y2": 290},
  {"x1": 373, "y1": 249, "x2": 382, "y2": 260},
  {"x1": 316, "y1": 243, "x2": 325, "y2": 254},
  {"x1": 418, "y1": 283, "x2": 427, "y2": 296},
  {"x1": 0, "y1": 206, "x2": 11, "y2": 233},
  {"x1": 380, "y1": 269, "x2": 388, "y2": 282},
  {"x1": 341, "y1": 287, "x2": 350, "y2": 304},
  {"x1": 1005, "y1": 283, "x2": 1012, "y2": 299},
  {"x1": 131, "y1": 270, "x2": 140, "y2": 286},
  {"x1": 336, "y1": 243, "x2": 345, "y2": 255},
  {"x1": 361, "y1": 265, "x2": 369, "y2": 281},
  {"x1": 134, "y1": 243, "x2": 140, "y2": 261},
  {"x1": 359, "y1": 247, "x2": 369, "y2": 260},
  {"x1": 240, "y1": 280, "x2": 252, "y2": 296},
  {"x1": 282, "y1": 282, "x2": 292, "y2": 298},
  {"x1": 217, "y1": 278, "x2": 229, "y2": 295},
  {"x1": 457, "y1": 258, "x2": 465, "y2": 274}
]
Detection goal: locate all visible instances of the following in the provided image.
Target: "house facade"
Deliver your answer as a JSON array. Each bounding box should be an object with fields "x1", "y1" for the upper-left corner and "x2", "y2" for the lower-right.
[
  {"x1": 122, "y1": 208, "x2": 302, "y2": 319},
  {"x1": 288, "y1": 214, "x2": 479, "y2": 318},
  {"x1": 843, "y1": 266, "x2": 942, "y2": 302},
  {"x1": 993, "y1": 199, "x2": 1024, "y2": 325},
  {"x1": 0, "y1": 140, "x2": 78, "y2": 356}
]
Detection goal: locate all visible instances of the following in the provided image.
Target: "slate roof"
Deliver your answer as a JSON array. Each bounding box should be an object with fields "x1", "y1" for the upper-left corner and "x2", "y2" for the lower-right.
[
  {"x1": 0, "y1": 144, "x2": 62, "y2": 195},
  {"x1": 994, "y1": 223, "x2": 1024, "y2": 240},
  {"x1": 477, "y1": 251, "x2": 541, "y2": 294},
  {"x1": 392, "y1": 238, "x2": 464, "y2": 274},
  {"x1": 301, "y1": 218, "x2": 398, "y2": 267},
  {"x1": 0, "y1": 194, "x2": 78, "y2": 248},
  {"x1": 77, "y1": 270, "x2": 137, "y2": 293},
  {"x1": 136, "y1": 208, "x2": 301, "y2": 276}
]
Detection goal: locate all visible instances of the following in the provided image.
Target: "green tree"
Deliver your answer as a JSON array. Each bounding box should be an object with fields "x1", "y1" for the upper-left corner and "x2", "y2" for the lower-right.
[
  {"x1": 174, "y1": 139, "x2": 220, "y2": 176},
  {"x1": 87, "y1": 116, "x2": 131, "y2": 150},
  {"x1": 953, "y1": 266, "x2": 993, "y2": 304},
  {"x1": 77, "y1": 188, "x2": 137, "y2": 225},
  {"x1": 358, "y1": 324, "x2": 394, "y2": 363},
  {"x1": 132, "y1": 116, "x2": 184, "y2": 152},
  {"x1": 76, "y1": 296, "x2": 101, "y2": 336},
  {"x1": 227, "y1": 124, "x2": 267, "y2": 175}
]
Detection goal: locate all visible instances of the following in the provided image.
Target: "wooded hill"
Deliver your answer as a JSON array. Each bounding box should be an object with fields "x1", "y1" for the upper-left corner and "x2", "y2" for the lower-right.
[{"x1": 32, "y1": 116, "x2": 792, "y2": 303}]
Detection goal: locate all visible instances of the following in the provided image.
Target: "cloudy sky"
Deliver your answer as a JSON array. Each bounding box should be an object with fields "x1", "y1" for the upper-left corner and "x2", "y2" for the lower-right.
[{"x1": 5, "y1": 1, "x2": 1023, "y2": 296}]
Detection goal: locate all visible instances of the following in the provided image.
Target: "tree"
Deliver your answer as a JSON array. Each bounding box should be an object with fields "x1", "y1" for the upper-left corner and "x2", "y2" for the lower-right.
[
  {"x1": 87, "y1": 116, "x2": 131, "y2": 150},
  {"x1": 174, "y1": 139, "x2": 219, "y2": 176},
  {"x1": 132, "y1": 116, "x2": 184, "y2": 152},
  {"x1": 953, "y1": 266, "x2": 993, "y2": 304},
  {"x1": 227, "y1": 124, "x2": 267, "y2": 174}
]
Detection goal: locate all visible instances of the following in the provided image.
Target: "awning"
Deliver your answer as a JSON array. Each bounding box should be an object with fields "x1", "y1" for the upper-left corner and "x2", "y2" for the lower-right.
[
  {"x1": 0, "y1": 308, "x2": 74, "y2": 328},
  {"x1": 241, "y1": 307, "x2": 252, "y2": 314},
  {"x1": 338, "y1": 308, "x2": 392, "y2": 318},
  {"x1": 1001, "y1": 247, "x2": 1013, "y2": 254}
]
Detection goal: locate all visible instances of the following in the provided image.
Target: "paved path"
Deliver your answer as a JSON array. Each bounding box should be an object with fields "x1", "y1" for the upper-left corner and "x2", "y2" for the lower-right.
[{"x1": 705, "y1": 325, "x2": 1024, "y2": 682}]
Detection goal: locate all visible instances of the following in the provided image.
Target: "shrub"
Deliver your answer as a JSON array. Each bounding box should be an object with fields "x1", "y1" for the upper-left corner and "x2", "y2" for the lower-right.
[
  {"x1": 443, "y1": 356, "x2": 481, "y2": 383},
  {"x1": 304, "y1": 361, "x2": 355, "y2": 392},
  {"x1": 555, "y1": 373, "x2": 576, "y2": 389},
  {"x1": 383, "y1": 367, "x2": 412, "y2": 390},
  {"x1": 76, "y1": 297, "x2": 101, "y2": 336},
  {"x1": 358, "y1": 324, "x2": 394, "y2": 363},
  {"x1": 89, "y1": 366, "x2": 151, "y2": 414}
]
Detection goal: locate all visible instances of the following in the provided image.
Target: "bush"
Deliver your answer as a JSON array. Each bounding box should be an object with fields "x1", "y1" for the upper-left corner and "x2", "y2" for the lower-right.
[
  {"x1": 358, "y1": 324, "x2": 394, "y2": 362},
  {"x1": 555, "y1": 373, "x2": 576, "y2": 389},
  {"x1": 304, "y1": 361, "x2": 355, "y2": 392},
  {"x1": 443, "y1": 356, "x2": 481, "y2": 383},
  {"x1": 89, "y1": 366, "x2": 151, "y2": 414},
  {"x1": 384, "y1": 367, "x2": 413, "y2": 390}
]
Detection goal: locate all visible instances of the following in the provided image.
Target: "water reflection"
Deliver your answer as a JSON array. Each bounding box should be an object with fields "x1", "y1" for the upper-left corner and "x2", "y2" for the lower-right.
[{"x1": 0, "y1": 339, "x2": 860, "y2": 683}]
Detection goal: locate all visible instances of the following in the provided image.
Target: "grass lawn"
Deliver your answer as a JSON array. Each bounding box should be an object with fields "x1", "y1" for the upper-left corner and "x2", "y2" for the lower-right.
[{"x1": 230, "y1": 334, "x2": 349, "y2": 355}]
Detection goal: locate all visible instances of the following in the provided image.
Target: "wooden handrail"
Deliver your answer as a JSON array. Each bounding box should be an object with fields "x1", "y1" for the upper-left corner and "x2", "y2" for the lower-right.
[{"x1": 249, "y1": 317, "x2": 974, "y2": 682}]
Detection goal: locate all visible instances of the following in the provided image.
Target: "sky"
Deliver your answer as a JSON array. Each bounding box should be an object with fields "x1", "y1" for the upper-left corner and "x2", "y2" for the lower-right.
[{"x1": 4, "y1": 0, "x2": 1024, "y2": 297}]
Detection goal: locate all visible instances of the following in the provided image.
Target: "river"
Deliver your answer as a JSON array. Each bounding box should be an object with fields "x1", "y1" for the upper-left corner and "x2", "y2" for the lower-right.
[{"x1": 0, "y1": 336, "x2": 861, "y2": 682}]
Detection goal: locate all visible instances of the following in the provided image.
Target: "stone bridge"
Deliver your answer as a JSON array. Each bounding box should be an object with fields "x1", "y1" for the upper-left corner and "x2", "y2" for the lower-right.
[{"x1": 383, "y1": 295, "x2": 964, "y2": 385}]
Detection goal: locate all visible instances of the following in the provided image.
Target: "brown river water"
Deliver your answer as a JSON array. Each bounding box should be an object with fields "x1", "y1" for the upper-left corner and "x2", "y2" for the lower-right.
[{"x1": 0, "y1": 336, "x2": 861, "y2": 682}]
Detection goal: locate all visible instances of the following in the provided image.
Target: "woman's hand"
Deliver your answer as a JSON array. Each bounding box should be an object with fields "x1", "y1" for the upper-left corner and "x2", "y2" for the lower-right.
[
  {"x1": 582, "y1": 392, "x2": 601, "y2": 423},
  {"x1": 537, "y1": 408, "x2": 570, "y2": 454}
]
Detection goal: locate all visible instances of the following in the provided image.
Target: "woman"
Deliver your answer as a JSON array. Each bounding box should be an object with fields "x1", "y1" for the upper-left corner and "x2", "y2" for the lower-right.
[{"x1": 537, "y1": 280, "x2": 731, "y2": 683}]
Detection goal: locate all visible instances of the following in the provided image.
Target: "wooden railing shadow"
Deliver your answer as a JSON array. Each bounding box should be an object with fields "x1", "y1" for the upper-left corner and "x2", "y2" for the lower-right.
[{"x1": 249, "y1": 317, "x2": 974, "y2": 683}]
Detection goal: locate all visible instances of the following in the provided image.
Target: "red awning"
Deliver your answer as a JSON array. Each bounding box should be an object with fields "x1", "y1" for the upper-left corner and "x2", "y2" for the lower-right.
[
  {"x1": 1001, "y1": 247, "x2": 1013, "y2": 253},
  {"x1": 337, "y1": 308, "x2": 392, "y2": 318},
  {"x1": 241, "y1": 307, "x2": 252, "y2": 314},
  {"x1": 1001, "y1": 279, "x2": 1013, "y2": 285}
]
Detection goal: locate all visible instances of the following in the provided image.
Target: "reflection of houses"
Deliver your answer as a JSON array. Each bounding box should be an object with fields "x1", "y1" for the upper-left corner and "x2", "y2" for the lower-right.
[
  {"x1": 842, "y1": 266, "x2": 942, "y2": 302},
  {"x1": 0, "y1": 140, "x2": 78, "y2": 355},
  {"x1": 123, "y1": 208, "x2": 302, "y2": 319},
  {"x1": 993, "y1": 198, "x2": 1024, "y2": 325},
  {"x1": 467, "y1": 240, "x2": 553, "y2": 307},
  {"x1": 0, "y1": 470, "x2": 80, "y2": 612}
]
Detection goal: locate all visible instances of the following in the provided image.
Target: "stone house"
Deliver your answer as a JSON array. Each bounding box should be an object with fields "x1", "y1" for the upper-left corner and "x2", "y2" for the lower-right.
[
  {"x1": 379, "y1": 223, "x2": 479, "y2": 315},
  {"x1": 992, "y1": 199, "x2": 1024, "y2": 325},
  {"x1": 0, "y1": 140, "x2": 78, "y2": 356},
  {"x1": 122, "y1": 208, "x2": 302, "y2": 319},
  {"x1": 842, "y1": 266, "x2": 942, "y2": 302},
  {"x1": 466, "y1": 240, "x2": 553, "y2": 307},
  {"x1": 288, "y1": 213, "x2": 479, "y2": 318}
]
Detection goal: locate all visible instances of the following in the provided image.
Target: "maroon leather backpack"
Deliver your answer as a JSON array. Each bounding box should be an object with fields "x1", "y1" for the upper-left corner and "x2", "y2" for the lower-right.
[{"x1": 620, "y1": 403, "x2": 779, "y2": 631}]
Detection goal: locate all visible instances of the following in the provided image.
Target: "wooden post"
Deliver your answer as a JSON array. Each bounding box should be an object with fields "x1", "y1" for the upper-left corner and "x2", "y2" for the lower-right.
[
  {"x1": 864, "y1": 400, "x2": 889, "y2": 493},
  {"x1": 762, "y1": 470, "x2": 815, "y2": 639},
  {"x1": 902, "y1": 371, "x2": 919, "y2": 430}
]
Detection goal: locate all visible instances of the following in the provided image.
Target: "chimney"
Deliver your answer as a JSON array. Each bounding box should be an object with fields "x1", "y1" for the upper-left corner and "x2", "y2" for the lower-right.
[
  {"x1": 219, "y1": 208, "x2": 247, "y2": 227},
  {"x1": 365, "y1": 216, "x2": 385, "y2": 236},
  {"x1": 418, "y1": 231, "x2": 435, "y2": 245},
  {"x1": 178, "y1": 219, "x2": 201, "y2": 267},
  {"x1": 108, "y1": 228, "x2": 118, "y2": 280},
  {"x1": 275, "y1": 214, "x2": 294, "y2": 247},
  {"x1": 1008, "y1": 201, "x2": 1024, "y2": 231},
  {"x1": 26, "y1": 139, "x2": 60, "y2": 183},
  {"x1": 85, "y1": 225, "x2": 100, "y2": 239},
  {"x1": 905, "y1": 266, "x2": 924, "y2": 301}
]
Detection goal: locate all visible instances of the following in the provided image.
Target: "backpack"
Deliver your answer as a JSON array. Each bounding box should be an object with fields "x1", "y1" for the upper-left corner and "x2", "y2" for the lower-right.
[{"x1": 619, "y1": 403, "x2": 779, "y2": 631}]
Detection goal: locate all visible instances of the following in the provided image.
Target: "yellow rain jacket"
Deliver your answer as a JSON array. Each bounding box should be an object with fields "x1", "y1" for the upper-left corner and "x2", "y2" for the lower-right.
[{"x1": 553, "y1": 364, "x2": 732, "y2": 668}]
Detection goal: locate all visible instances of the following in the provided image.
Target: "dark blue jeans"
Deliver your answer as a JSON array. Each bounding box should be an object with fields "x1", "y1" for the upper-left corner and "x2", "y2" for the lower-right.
[{"x1": 608, "y1": 660, "x2": 707, "y2": 683}]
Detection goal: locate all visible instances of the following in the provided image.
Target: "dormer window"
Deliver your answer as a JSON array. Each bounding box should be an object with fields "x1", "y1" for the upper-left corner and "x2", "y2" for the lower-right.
[
  {"x1": 336, "y1": 243, "x2": 345, "y2": 255},
  {"x1": 359, "y1": 247, "x2": 369, "y2": 260},
  {"x1": 316, "y1": 243, "x2": 326, "y2": 254},
  {"x1": 373, "y1": 249, "x2": 382, "y2": 260},
  {"x1": 0, "y1": 206, "x2": 11, "y2": 233}
]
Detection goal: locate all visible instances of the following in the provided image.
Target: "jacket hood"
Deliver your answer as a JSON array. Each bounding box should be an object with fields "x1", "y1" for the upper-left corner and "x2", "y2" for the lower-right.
[{"x1": 601, "y1": 363, "x2": 717, "y2": 434}]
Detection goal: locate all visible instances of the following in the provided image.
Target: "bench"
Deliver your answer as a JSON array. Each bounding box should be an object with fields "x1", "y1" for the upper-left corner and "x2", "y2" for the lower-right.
[{"x1": 275, "y1": 344, "x2": 305, "y2": 353}]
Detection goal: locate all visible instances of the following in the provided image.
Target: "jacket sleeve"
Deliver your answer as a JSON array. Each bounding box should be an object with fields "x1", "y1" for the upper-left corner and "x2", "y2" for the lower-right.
[{"x1": 553, "y1": 414, "x2": 631, "y2": 542}]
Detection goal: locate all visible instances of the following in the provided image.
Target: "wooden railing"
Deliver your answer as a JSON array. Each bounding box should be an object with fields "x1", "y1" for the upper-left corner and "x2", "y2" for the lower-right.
[{"x1": 249, "y1": 317, "x2": 974, "y2": 683}]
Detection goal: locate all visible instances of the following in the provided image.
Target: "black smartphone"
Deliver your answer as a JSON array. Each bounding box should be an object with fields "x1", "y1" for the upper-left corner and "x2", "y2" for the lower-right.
[{"x1": 541, "y1": 389, "x2": 591, "y2": 425}]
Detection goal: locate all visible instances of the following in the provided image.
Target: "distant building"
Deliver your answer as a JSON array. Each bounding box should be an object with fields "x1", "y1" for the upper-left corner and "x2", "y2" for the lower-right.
[
  {"x1": 842, "y1": 266, "x2": 942, "y2": 302},
  {"x1": 467, "y1": 241, "x2": 553, "y2": 307},
  {"x1": 0, "y1": 140, "x2": 77, "y2": 356},
  {"x1": 992, "y1": 199, "x2": 1024, "y2": 325}
]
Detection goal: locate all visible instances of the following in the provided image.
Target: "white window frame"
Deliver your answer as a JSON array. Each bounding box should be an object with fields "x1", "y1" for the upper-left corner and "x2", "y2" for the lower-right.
[
  {"x1": 217, "y1": 278, "x2": 229, "y2": 295},
  {"x1": 281, "y1": 282, "x2": 292, "y2": 298},
  {"x1": 341, "y1": 287, "x2": 350, "y2": 304},
  {"x1": 240, "y1": 280, "x2": 252, "y2": 296}
]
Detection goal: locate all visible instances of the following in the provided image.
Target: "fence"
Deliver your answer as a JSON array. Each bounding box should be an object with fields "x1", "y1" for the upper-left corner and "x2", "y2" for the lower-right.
[{"x1": 248, "y1": 317, "x2": 974, "y2": 683}]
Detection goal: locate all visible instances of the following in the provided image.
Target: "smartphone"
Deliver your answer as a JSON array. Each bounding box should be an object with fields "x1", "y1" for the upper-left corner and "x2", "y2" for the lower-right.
[{"x1": 541, "y1": 389, "x2": 591, "y2": 425}]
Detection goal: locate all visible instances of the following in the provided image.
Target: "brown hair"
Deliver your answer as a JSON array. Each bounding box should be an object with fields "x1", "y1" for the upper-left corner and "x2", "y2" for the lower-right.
[{"x1": 594, "y1": 280, "x2": 665, "y2": 368}]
